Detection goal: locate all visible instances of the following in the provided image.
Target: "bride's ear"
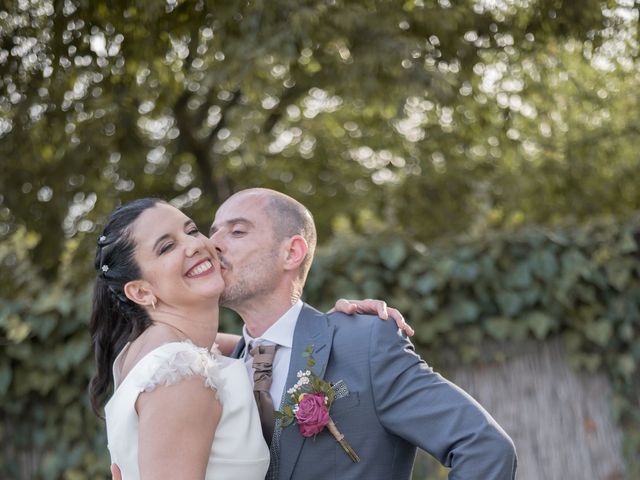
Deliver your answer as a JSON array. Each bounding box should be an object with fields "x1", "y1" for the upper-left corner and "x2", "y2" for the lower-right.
[{"x1": 124, "y1": 280, "x2": 155, "y2": 308}]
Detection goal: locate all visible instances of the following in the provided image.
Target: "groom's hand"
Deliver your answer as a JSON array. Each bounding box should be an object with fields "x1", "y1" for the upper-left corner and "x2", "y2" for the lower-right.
[
  {"x1": 111, "y1": 464, "x2": 122, "y2": 480},
  {"x1": 331, "y1": 298, "x2": 414, "y2": 336}
]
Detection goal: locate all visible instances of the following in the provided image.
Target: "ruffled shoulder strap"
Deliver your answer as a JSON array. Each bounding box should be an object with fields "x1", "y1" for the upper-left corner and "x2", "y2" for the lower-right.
[{"x1": 135, "y1": 341, "x2": 224, "y2": 395}]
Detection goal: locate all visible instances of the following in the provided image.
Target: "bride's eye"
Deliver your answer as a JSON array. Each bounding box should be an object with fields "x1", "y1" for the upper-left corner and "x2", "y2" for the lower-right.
[
  {"x1": 188, "y1": 227, "x2": 199, "y2": 235},
  {"x1": 159, "y1": 242, "x2": 174, "y2": 255}
]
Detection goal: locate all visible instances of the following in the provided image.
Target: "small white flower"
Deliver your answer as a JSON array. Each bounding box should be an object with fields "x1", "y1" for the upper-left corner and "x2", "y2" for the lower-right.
[
  {"x1": 301, "y1": 377, "x2": 310, "y2": 385},
  {"x1": 99, "y1": 235, "x2": 106, "y2": 242},
  {"x1": 101, "y1": 265, "x2": 109, "y2": 272},
  {"x1": 297, "y1": 370, "x2": 304, "y2": 378}
]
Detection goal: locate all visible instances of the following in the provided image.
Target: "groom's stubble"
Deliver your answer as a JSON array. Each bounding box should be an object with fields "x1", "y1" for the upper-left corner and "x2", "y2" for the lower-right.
[{"x1": 218, "y1": 246, "x2": 281, "y2": 308}]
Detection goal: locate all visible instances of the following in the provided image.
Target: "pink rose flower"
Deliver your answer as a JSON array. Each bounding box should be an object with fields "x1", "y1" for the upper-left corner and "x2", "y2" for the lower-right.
[{"x1": 295, "y1": 393, "x2": 330, "y2": 437}]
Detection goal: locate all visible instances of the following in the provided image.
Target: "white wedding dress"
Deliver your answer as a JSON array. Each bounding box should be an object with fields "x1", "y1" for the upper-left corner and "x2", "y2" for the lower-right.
[{"x1": 104, "y1": 341, "x2": 270, "y2": 479}]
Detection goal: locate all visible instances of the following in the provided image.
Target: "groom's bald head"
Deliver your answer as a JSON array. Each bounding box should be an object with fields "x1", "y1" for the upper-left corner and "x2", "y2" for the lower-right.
[{"x1": 225, "y1": 188, "x2": 317, "y2": 280}]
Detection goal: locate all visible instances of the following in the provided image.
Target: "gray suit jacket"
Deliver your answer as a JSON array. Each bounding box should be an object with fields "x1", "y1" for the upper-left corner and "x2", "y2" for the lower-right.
[{"x1": 233, "y1": 303, "x2": 517, "y2": 480}]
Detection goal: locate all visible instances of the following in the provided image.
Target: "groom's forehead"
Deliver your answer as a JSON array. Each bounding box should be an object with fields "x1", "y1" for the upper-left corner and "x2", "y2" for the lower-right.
[
  {"x1": 210, "y1": 199, "x2": 273, "y2": 233},
  {"x1": 215, "y1": 194, "x2": 270, "y2": 220}
]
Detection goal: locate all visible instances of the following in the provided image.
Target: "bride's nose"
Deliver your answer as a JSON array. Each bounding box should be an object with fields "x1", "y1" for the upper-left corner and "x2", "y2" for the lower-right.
[{"x1": 185, "y1": 234, "x2": 205, "y2": 256}]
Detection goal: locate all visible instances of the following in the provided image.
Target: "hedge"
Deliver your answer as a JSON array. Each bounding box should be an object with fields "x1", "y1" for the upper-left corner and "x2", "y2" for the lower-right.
[{"x1": 1, "y1": 216, "x2": 639, "y2": 478}]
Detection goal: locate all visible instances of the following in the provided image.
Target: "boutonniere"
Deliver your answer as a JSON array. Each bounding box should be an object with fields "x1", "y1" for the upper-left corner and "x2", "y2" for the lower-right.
[{"x1": 274, "y1": 346, "x2": 360, "y2": 463}]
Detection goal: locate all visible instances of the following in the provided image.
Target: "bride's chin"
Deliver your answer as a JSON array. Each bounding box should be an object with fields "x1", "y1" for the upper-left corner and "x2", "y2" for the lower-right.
[{"x1": 199, "y1": 290, "x2": 223, "y2": 305}]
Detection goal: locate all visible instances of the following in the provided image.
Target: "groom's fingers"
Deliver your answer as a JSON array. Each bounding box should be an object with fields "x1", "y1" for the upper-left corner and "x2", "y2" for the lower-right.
[
  {"x1": 387, "y1": 307, "x2": 415, "y2": 337},
  {"x1": 331, "y1": 299, "x2": 414, "y2": 336},
  {"x1": 373, "y1": 300, "x2": 389, "y2": 319},
  {"x1": 353, "y1": 300, "x2": 415, "y2": 336},
  {"x1": 331, "y1": 298, "x2": 359, "y2": 314},
  {"x1": 350, "y1": 299, "x2": 388, "y2": 318}
]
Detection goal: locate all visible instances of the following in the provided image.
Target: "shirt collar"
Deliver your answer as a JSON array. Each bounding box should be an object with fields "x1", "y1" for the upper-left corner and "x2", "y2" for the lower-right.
[{"x1": 242, "y1": 299, "x2": 303, "y2": 350}]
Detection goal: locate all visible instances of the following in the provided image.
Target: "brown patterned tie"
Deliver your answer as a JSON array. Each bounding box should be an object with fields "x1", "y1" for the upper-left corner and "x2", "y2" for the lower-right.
[{"x1": 250, "y1": 343, "x2": 278, "y2": 445}]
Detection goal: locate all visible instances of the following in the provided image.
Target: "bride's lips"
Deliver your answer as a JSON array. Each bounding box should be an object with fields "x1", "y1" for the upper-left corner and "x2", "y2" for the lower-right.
[{"x1": 185, "y1": 258, "x2": 215, "y2": 278}]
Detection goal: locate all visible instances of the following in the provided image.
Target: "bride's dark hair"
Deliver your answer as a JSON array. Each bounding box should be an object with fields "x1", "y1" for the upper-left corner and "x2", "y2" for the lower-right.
[{"x1": 88, "y1": 197, "x2": 163, "y2": 416}]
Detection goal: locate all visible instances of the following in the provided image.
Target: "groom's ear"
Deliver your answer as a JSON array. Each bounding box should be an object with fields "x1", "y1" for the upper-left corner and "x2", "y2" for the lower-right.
[
  {"x1": 123, "y1": 280, "x2": 155, "y2": 307},
  {"x1": 282, "y1": 235, "x2": 308, "y2": 272}
]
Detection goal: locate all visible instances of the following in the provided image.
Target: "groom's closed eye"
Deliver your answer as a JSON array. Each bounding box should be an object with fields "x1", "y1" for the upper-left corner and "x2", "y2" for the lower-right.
[{"x1": 210, "y1": 219, "x2": 254, "y2": 238}]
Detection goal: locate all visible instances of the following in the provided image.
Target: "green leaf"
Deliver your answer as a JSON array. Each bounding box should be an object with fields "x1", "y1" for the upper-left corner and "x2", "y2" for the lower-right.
[
  {"x1": 31, "y1": 289, "x2": 64, "y2": 315},
  {"x1": 560, "y1": 248, "x2": 591, "y2": 280},
  {"x1": 417, "y1": 322, "x2": 437, "y2": 342},
  {"x1": 398, "y1": 271, "x2": 416, "y2": 289},
  {"x1": 584, "y1": 320, "x2": 613, "y2": 347},
  {"x1": 524, "y1": 311, "x2": 556, "y2": 339},
  {"x1": 521, "y1": 285, "x2": 541, "y2": 306},
  {"x1": 281, "y1": 416, "x2": 295, "y2": 428},
  {"x1": 5, "y1": 313, "x2": 31, "y2": 343},
  {"x1": 616, "y1": 355, "x2": 636, "y2": 379},
  {"x1": 618, "y1": 231, "x2": 637, "y2": 254},
  {"x1": 451, "y1": 262, "x2": 480, "y2": 282},
  {"x1": 27, "y1": 314, "x2": 58, "y2": 339},
  {"x1": 618, "y1": 322, "x2": 634, "y2": 342},
  {"x1": 450, "y1": 300, "x2": 480, "y2": 323},
  {"x1": 379, "y1": 239, "x2": 407, "y2": 270},
  {"x1": 362, "y1": 279, "x2": 383, "y2": 298},
  {"x1": 421, "y1": 296, "x2": 439, "y2": 313},
  {"x1": 575, "y1": 284, "x2": 596, "y2": 304},
  {"x1": 496, "y1": 291, "x2": 522, "y2": 317},
  {"x1": 415, "y1": 273, "x2": 439, "y2": 295},
  {"x1": 484, "y1": 316, "x2": 511, "y2": 341},
  {"x1": 505, "y1": 263, "x2": 532, "y2": 289},
  {"x1": 570, "y1": 353, "x2": 601, "y2": 372},
  {"x1": 606, "y1": 259, "x2": 631, "y2": 291}
]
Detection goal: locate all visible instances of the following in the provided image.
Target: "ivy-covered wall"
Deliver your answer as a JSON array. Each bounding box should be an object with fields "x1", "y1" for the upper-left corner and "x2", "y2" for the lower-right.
[
  {"x1": 305, "y1": 217, "x2": 640, "y2": 475},
  {"x1": 1, "y1": 217, "x2": 639, "y2": 478}
]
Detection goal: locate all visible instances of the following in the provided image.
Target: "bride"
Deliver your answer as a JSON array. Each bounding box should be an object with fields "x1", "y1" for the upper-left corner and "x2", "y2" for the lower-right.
[{"x1": 89, "y1": 198, "x2": 410, "y2": 480}]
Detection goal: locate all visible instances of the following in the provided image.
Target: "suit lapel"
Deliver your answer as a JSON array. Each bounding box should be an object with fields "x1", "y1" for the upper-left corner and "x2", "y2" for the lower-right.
[
  {"x1": 277, "y1": 304, "x2": 334, "y2": 480},
  {"x1": 230, "y1": 337, "x2": 246, "y2": 359}
]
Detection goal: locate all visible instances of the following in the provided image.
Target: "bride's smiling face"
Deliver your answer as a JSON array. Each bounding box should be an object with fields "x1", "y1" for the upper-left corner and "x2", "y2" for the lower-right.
[{"x1": 128, "y1": 203, "x2": 224, "y2": 309}]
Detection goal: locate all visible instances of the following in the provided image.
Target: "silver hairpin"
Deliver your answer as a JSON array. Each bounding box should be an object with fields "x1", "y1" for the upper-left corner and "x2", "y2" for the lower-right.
[
  {"x1": 99, "y1": 235, "x2": 106, "y2": 242},
  {"x1": 101, "y1": 265, "x2": 109, "y2": 272}
]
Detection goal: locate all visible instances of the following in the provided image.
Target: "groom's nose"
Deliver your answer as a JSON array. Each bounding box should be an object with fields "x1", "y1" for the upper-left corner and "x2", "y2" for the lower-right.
[{"x1": 206, "y1": 232, "x2": 223, "y2": 253}]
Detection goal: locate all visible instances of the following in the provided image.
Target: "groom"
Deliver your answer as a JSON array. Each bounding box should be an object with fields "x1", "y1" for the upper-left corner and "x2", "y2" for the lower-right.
[{"x1": 209, "y1": 188, "x2": 517, "y2": 479}]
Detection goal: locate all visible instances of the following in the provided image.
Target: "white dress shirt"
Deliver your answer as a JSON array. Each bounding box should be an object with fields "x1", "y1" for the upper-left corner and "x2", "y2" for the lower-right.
[{"x1": 242, "y1": 300, "x2": 303, "y2": 411}]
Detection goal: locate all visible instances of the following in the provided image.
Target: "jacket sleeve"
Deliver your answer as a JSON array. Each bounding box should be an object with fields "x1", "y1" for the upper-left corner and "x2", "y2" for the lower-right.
[{"x1": 369, "y1": 319, "x2": 517, "y2": 480}]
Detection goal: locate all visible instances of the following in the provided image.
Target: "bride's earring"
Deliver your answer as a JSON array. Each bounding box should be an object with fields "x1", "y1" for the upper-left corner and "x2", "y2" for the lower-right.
[{"x1": 151, "y1": 298, "x2": 156, "y2": 310}]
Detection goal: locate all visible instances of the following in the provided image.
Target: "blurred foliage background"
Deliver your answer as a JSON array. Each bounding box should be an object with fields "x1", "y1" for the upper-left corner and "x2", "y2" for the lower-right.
[{"x1": 1, "y1": 0, "x2": 639, "y2": 478}]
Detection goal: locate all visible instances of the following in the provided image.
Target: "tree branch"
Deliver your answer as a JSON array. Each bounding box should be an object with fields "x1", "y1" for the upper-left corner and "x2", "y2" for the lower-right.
[{"x1": 174, "y1": 91, "x2": 218, "y2": 202}]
